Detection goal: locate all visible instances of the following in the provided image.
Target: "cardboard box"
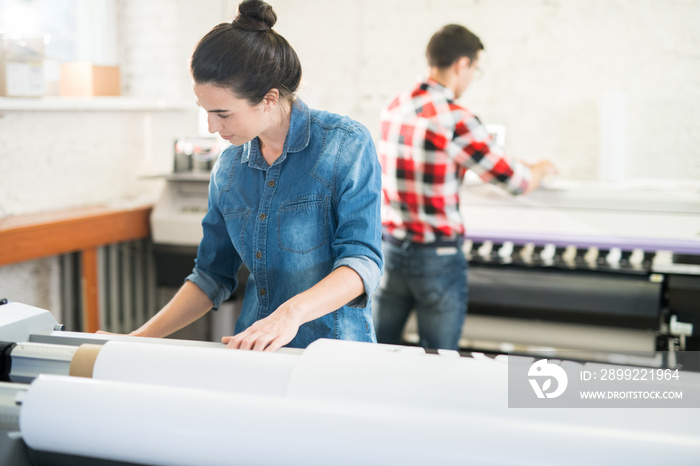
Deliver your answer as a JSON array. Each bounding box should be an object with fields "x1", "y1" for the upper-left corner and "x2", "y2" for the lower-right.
[{"x1": 60, "y1": 62, "x2": 121, "y2": 97}]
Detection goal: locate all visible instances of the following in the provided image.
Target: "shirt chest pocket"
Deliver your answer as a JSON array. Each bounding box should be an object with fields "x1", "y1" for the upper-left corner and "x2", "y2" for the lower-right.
[
  {"x1": 223, "y1": 206, "x2": 251, "y2": 253},
  {"x1": 277, "y1": 196, "x2": 329, "y2": 254}
]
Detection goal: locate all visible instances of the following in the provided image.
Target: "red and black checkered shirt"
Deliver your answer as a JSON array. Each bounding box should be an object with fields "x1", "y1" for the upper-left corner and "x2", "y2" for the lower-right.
[{"x1": 379, "y1": 78, "x2": 531, "y2": 244}]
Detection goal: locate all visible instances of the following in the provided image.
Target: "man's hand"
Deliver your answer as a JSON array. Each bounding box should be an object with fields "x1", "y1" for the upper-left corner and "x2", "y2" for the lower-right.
[{"x1": 522, "y1": 159, "x2": 559, "y2": 193}]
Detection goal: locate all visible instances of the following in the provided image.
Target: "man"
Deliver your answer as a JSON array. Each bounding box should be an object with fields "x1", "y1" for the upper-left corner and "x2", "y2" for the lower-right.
[{"x1": 373, "y1": 24, "x2": 556, "y2": 350}]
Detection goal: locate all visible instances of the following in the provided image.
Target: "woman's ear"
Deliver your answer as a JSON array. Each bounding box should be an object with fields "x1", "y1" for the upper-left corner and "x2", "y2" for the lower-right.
[{"x1": 262, "y1": 89, "x2": 280, "y2": 110}]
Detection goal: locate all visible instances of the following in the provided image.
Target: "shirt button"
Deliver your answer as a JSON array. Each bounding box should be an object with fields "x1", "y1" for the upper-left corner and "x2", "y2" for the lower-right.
[
  {"x1": 259, "y1": 213, "x2": 266, "y2": 220},
  {"x1": 260, "y1": 288, "x2": 266, "y2": 296},
  {"x1": 255, "y1": 251, "x2": 262, "y2": 259},
  {"x1": 267, "y1": 180, "x2": 275, "y2": 187}
]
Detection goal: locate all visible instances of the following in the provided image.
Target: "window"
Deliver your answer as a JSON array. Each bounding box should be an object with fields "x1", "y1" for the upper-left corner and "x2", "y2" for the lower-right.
[
  {"x1": 1, "y1": 0, "x2": 117, "y2": 63},
  {"x1": 1, "y1": 0, "x2": 118, "y2": 96}
]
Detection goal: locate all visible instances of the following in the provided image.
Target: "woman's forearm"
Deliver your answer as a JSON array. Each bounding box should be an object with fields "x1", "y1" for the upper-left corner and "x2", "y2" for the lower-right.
[
  {"x1": 286, "y1": 265, "x2": 365, "y2": 325},
  {"x1": 223, "y1": 265, "x2": 365, "y2": 351},
  {"x1": 131, "y1": 280, "x2": 214, "y2": 338}
]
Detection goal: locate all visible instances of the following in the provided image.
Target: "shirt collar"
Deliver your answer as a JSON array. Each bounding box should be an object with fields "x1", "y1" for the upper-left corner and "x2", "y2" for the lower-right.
[
  {"x1": 240, "y1": 98, "x2": 310, "y2": 166},
  {"x1": 286, "y1": 98, "x2": 311, "y2": 153},
  {"x1": 423, "y1": 78, "x2": 455, "y2": 101}
]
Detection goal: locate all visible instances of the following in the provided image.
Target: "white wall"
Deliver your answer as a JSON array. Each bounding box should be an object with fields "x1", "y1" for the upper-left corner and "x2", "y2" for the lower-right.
[
  {"x1": 2, "y1": 0, "x2": 699, "y2": 313},
  {"x1": 268, "y1": 0, "x2": 700, "y2": 181},
  {"x1": 0, "y1": 0, "x2": 224, "y2": 312}
]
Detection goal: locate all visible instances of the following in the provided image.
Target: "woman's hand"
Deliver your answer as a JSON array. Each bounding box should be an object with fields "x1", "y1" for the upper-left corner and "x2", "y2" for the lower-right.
[
  {"x1": 222, "y1": 300, "x2": 303, "y2": 352},
  {"x1": 223, "y1": 266, "x2": 364, "y2": 352}
]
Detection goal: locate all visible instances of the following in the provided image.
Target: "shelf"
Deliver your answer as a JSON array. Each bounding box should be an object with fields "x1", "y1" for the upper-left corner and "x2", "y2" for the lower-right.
[
  {"x1": 0, "y1": 204, "x2": 153, "y2": 267},
  {"x1": 0, "y1": 96, "x2": 194, "y2": 112},
  {"x1": 140, "y1": 172, "x2": 212, "y2": 182}
]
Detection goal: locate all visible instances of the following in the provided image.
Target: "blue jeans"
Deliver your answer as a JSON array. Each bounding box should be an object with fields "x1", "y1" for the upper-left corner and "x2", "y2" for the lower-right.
[{"x1": 372, "y1": 238, "x2": 468, "y2": 350}]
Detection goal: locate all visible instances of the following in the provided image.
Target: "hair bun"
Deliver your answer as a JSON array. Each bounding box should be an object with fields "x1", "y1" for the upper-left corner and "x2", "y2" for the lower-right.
[{"x1": 233, "y1": 0, "x2": 277, "y2": 32}]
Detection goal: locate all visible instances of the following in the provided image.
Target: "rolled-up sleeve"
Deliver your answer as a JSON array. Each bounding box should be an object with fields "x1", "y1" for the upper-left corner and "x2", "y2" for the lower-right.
[
  {"x1": 186, "y1": 267, "x2": 232, "y2": 310},
  {"x1": 334, "y1": 255, "x2": 382, "y2": 308}
]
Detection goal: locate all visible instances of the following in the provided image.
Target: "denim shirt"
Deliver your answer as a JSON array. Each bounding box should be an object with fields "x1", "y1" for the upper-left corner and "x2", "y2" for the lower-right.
[{"x1": 186, "y1": 99, "x2": 383, "y2": 348}]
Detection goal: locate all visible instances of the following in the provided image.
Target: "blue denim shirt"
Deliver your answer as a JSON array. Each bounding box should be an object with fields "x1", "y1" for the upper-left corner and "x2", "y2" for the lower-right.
[{"x1": 186, "y1": 99, "x2": 383, "y2": 348}]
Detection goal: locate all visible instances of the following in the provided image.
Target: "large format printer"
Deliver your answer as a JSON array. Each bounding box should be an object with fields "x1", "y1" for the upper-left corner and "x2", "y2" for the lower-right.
[
  {"x1": 0, "y1": 300, "x2": 699, "y2": 466},
  {"x1": 415, "y1": 179, "x2": 700, "y2": 363},
  {"x1": 150, "y1": 162, "x2": 700, "y2": 359}
]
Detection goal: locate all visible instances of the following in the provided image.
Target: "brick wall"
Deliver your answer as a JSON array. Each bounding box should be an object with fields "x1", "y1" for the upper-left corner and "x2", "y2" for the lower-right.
[
  {"x1": 268, "y1": 0, "x2": 700, "y2": 181},
  {"x1": 2, "y1": 0, "x2": 698, "y2": 313},
  {"x1": 0, "y1": 0, "x2": 224, "y2": 311}
]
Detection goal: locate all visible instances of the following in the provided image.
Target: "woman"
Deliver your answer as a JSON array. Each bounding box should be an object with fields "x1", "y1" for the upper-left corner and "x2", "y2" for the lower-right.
[{"x1": 129, "y1": 0, "x2": 382, "y2": 351}]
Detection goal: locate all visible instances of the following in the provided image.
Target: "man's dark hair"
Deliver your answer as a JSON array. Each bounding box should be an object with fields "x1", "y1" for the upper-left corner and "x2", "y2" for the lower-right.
[
  {"x1": 426, "y1": 24, "x2": 484, "y2": 68},
  {"x1": 190, "y1": 0, "x2": 301, "y2": 104}
]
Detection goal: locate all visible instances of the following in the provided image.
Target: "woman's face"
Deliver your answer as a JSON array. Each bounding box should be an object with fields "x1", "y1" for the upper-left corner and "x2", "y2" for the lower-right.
[{"x1": 193, "y1": 82, "x2": 268, "y2": 145}]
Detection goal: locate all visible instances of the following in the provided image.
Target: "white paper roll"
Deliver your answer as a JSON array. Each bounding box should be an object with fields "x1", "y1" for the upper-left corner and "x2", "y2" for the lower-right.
[
  {"x1": 92, "y1": 340, "x2": 299, "y2": 397},
  {"x1": 286, "y1": 338, "x2": 510, "y2": 411},
  {"x1": 286, "y1": 340, "x2": 700, "y2": 447},
  {"x1": 91, "y1": 339, "x2": 424, "y2": 397},
  {"x1": 17, "y1": 375, "x2": 478, "y2": 466},
  {"x1": 20, "y1": 375, "x2": 700, "y2": 466}
]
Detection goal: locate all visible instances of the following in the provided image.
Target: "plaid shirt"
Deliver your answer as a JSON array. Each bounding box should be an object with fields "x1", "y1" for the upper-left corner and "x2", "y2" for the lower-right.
[{"x1": 378, "y1": 78, "x2": 531, "y2": 243}]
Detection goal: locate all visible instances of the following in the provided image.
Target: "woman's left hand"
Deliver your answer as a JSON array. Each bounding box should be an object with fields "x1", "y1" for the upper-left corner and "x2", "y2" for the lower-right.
[
  {"x1": 222, "y1": 301, "x2": 302, "y2": 352},
  {"x1": 222, "y1": 266, "x2": 364, "y2": 351}
]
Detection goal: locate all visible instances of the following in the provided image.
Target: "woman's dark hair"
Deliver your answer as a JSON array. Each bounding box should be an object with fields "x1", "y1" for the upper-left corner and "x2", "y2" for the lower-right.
[
  {"x1": 190, "y1": 0, "x2": 301, "y2": 105},
  {"x1": 426, "y1": 24, "x2": 484, "y2": 69}
]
